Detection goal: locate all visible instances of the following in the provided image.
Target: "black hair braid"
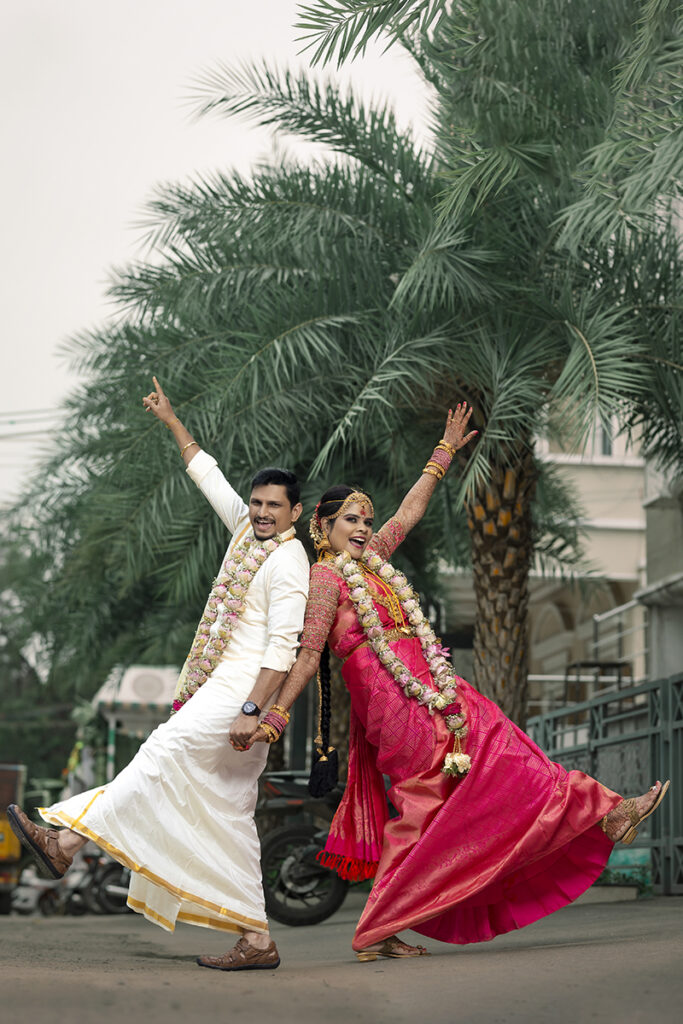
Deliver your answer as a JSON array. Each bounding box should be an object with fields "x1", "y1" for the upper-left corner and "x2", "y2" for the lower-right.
[
  {"x1": 318, "y1": 643, "x2": 332, "y2": 753},
  {"x1": 308, "y1": 642, "x2": 339, "y2": 796}
]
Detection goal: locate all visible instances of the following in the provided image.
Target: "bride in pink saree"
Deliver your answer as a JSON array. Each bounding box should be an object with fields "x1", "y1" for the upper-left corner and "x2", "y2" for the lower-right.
[{"x1": 248, "y1": 403, "x2": 669, "y2": 960}]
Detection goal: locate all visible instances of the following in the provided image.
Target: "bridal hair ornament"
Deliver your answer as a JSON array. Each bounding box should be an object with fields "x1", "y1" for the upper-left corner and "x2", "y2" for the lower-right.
[{"x1": 309, "y1": 491, "x2": 375, "y2": 551}]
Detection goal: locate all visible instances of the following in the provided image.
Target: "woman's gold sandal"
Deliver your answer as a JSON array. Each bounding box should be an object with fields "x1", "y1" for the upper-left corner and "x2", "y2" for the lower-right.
[
  {"x1": 355, "y1": 936, "x2": 431, "y2": 962},
  {"x1": 601, "y1": 779, "x2": 670, "y2": 845}
]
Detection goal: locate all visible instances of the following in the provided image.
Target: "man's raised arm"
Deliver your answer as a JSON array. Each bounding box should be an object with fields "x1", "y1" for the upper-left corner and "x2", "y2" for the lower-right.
[{"x1": 142, "y1": 375, "x2": 248, "y2": 533}]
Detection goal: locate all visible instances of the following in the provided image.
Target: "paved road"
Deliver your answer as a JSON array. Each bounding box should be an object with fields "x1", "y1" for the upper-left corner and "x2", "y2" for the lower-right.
[{"x1": 1, "y1": 893, "x2": 681, "y2": 1024}]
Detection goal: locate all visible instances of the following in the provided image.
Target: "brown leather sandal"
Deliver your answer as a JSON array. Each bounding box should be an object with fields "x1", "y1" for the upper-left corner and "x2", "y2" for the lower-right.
[
  {"x1": 196, "y1": 936, "x2": 280, "y2": 971},
  {"x1": 7, "y1": 804, "x2": 73, "y2": 879},
  {"x1": 355, "y1": 936, "x2": 431, "y2": 962}
]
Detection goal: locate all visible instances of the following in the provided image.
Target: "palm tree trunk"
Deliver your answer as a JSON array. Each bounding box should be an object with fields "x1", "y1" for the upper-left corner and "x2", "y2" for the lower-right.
[{"x1": 466, "y1": 449, "x2": 536, "y2": 727}]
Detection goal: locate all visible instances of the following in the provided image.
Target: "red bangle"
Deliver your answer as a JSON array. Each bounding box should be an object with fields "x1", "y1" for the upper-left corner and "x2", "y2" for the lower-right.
[
  {"x1": 262, "y1": 710, "x2": 287, "y2": 736},
  {"x1": 429, "y1": 446, "x2": 452, "y2": 472}
]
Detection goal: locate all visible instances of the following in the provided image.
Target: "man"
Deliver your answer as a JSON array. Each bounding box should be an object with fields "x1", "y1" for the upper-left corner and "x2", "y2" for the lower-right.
[{"x1": 8, "y1": 377, "x2": 309, "y2": 971}]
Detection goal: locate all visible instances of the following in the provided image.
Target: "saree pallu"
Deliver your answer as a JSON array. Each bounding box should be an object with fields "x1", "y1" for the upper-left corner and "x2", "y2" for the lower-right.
[{"x1": 322, "y1": 635, "x2": 621, "y2": 950}]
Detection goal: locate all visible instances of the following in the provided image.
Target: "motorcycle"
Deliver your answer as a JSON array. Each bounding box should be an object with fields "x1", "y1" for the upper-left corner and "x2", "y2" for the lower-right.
[
  {"x1": 94, "y1": 861, "x2": 132, "y2": 914},
  {"x1": 12, "y1": 846, "x2": 107, "y2": 916},
  {"x1": 256, "y1": 770, "x2": 349, "y2": 927}
]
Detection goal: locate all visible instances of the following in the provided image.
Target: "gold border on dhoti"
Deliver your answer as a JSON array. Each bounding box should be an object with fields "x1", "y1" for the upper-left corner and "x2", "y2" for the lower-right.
[
  {"x1": 40, "y1": 800, "x2": 268, "y2": 933},
  {"x1": 127, "y1": 898, "x2": 242, "y2": 934}
]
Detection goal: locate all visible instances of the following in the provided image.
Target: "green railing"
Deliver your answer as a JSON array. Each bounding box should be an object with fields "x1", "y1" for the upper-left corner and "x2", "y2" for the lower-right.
[{"x1": 527, "y1": 672, "x2": 683, "y2": 895}]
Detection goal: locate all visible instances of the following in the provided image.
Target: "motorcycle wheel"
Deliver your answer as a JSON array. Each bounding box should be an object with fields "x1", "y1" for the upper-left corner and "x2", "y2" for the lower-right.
[
  {"x1": 261, "y1": 823, "x2": 348, "y2": 927},
  {"x1": 96, "y1": 863, "x2": 131, "y2": 914},
  {"x1": 39, "y1": 889, "x2": 65, "y2": 916}
]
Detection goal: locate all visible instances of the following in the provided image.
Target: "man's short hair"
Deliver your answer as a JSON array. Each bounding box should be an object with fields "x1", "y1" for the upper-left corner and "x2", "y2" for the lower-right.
[{"x1": 250, "y1": 467, "x2": 300, "y2": 508}]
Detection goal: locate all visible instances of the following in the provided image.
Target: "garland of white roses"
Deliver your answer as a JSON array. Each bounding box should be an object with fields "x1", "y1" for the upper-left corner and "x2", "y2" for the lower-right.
[
  {"x1": 172, "y1": 532, "x2": 286, "y2": 712},
  {"x1": 336, "y1": 549, "x2": 472, "y2": 777}
]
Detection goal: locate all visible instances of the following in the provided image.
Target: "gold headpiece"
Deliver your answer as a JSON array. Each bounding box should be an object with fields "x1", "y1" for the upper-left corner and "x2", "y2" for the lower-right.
[{"x1": 309, "y1": 491, "x2": 375, "y2": 551}]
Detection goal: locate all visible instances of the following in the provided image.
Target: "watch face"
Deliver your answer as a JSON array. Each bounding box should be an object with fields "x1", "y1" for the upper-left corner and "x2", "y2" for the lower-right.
[{"x1": 242, "y1": 701, "x2": 259, "y2": 716}]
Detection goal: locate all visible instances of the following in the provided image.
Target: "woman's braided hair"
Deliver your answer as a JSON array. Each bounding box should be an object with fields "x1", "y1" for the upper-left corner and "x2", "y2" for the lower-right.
[
  {"x1": 312, "y1": 484, "x2": 374, "y2": 752},
  {"x1": 318, "y1": 644, "x2": 332, "y2": 754}
]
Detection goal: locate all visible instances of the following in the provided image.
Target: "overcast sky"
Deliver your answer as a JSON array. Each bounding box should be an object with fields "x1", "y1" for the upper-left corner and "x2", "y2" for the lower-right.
[{"x1": 0, "y1": 0, "x2": 431, "y2": 506}]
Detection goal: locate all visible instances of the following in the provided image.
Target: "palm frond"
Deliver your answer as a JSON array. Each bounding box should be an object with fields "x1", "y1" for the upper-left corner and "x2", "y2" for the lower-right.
[
  {"x1": 557, "y1": 0, "x2": 683, "y2": 250},
  {"x1": 390, "y1": 221, "x2": 497, "y2": 311},
  {"x1": 295, "y1": 0, "x2": 445, "y2": 66},
  {"x1": 191, "y1": 61, "x2": 432, "y2": 197}
]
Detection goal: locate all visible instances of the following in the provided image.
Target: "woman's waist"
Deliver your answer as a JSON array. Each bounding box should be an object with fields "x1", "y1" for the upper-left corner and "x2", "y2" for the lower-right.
[{"x1": 339, "y1": 627, "x2": 418, "y2": 664}]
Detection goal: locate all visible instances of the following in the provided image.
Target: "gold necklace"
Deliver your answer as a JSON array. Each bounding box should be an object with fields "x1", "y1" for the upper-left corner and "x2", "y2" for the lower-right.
[{"x1": 359, "y1": 563, "x2": 409, "y2": 633}]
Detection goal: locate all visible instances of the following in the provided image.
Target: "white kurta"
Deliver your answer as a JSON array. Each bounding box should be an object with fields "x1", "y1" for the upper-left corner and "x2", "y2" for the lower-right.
[{"x1": 41, "y1": 451, "x2": 310, "y2": 934}]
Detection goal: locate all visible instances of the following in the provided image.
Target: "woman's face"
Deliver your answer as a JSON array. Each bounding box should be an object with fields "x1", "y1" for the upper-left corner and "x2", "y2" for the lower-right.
[{"x1": 322, "y1": 502, "x2": 374, "y2": 559}]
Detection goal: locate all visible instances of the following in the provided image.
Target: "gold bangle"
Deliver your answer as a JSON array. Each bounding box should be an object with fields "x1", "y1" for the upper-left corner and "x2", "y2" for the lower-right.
[
  {"x1": 426, "y1": 460, "x2": 446, "y2": 476},
  {"x1": 165, "y1": 417, "x2": 180, "y2": 429},
  {"x1": 180, "y1": 441, "x2": 199, "y2": 456},
  {"x1": 269, "y1": 704, "x2": 291, "y2": 723},
  {"x1": 423, "y1": 465, "x2": 444, "y2": 480},
  {"x1": 260, "y1": 722, "x2": 280, "y2": 744},
  {"x1": 438, "y1": 439, "x2": 457, "y2": 457}
]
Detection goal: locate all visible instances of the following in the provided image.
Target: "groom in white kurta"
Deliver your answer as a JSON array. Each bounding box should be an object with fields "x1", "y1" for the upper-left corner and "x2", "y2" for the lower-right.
[{"x1": 8, "y1": 378, "x2": 309, "y2": 971}]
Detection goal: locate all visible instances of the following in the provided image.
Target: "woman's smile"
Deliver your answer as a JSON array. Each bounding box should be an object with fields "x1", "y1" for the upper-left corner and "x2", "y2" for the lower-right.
[{"x1": 323, "y1": 504, "x2": 374, "y2": 559}]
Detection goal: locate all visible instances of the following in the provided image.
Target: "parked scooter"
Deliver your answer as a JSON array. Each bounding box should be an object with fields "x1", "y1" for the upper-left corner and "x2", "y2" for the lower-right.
[{"x1": 12, "y1": 846, "x2": 106, "y2": 916}]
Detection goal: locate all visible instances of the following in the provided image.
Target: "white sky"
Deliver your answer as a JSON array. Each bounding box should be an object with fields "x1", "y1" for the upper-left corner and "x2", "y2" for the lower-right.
[{"x1": 0, "y1": 0, "x2": 432, "y2": 506}]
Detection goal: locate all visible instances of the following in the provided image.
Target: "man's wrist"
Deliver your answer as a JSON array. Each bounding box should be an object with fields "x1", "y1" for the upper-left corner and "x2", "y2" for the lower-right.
[{"x1": 241, "y1": 701, "x2": 261, "y2": 717}]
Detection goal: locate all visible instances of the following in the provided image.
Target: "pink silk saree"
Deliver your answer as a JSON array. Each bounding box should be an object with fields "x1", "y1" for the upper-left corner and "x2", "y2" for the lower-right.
[{"x1": 301, "y1": 520, "x2": 622, "y2": 950}]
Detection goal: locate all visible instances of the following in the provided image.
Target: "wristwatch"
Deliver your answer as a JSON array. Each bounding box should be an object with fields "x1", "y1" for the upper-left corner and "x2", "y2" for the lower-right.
[{"x1": 241, "y1": 701, "x2": 261, "y2": 717}]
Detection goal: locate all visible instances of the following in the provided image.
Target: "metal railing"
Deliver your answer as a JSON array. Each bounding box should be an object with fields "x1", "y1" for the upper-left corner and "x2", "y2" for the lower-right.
[
  {"x1": 592, "y1": 600, "x2": 649, "y2": 682},
  {"x1": 527, "y1": 667, "x2": 638, "y2": 718},
  {"x1": 527, "y1": 672, "x2": 683, "y2": 895}
]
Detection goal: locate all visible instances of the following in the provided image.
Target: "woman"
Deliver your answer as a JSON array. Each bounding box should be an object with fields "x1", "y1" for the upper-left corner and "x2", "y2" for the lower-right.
[{"x1": 248, "y1": 403, "x2": 669, "y2": 961}]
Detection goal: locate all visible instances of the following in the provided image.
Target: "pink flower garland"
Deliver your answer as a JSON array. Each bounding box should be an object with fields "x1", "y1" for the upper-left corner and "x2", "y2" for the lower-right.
[
  {"x1": 335, "y1": 549, "x2": 470, "y2": 777},
  {"x1": 172, "y1": 533, "x2": 285, "y2": 712}
]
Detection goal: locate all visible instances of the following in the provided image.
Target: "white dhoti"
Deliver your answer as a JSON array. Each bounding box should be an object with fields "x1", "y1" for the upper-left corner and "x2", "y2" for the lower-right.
[
  {"x1": 41, "y1": 660, "x2": 270, "y2": 934},
  {"x1": 42, "y1": 449, "x2": 310, "y2": 936}
]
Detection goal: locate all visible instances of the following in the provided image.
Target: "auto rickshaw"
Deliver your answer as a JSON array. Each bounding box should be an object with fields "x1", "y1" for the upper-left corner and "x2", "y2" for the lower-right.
[{"x1": 0, "y1": 763, "x2": 27, "y2": 913}]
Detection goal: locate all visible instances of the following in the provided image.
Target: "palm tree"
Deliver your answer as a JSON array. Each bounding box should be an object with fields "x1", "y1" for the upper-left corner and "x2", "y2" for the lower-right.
[{"x1": 5, "y1": 0, "x2": 681, "y2": 730}]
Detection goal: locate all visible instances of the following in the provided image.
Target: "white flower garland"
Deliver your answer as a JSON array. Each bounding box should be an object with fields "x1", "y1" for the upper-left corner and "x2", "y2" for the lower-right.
[
  {"x1": 172, "y1": 532, "x2": 286, "y2": 712},
  {"x1": 335, "y1": 549, "x2": 471, "y2": 777}
]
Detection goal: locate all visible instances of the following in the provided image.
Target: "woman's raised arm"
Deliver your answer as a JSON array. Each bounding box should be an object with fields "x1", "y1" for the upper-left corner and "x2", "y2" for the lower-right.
[{"x1": 393, "y1": 403, "x2": 477, "y2": 537}]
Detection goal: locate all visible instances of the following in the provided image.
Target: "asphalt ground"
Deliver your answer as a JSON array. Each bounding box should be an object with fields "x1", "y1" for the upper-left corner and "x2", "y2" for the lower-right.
[{"x1": 1, "y1": 893, "x2": 681, "y2": 1024}]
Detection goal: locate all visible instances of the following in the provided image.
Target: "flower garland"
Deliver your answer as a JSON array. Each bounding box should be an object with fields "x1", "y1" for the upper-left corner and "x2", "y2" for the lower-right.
[
  {"x1": 172, "y1": 532, "x2": 286, "y2": 712},
  {"x1": 335, "y1": 549, "x2": 471, "y2": 777}
]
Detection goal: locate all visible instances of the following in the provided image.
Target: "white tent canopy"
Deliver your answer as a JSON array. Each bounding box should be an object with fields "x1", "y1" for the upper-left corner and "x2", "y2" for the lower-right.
[{"x1": 93, "y1": 665, "x2": 179, "y2": 778}]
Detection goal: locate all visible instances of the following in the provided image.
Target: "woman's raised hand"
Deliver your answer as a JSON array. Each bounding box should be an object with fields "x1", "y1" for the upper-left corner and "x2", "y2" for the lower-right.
[
  {"x1": 142, "y1": 376, "x2": 176, "y2": 425},
  {"x1": 443, "y1": 402, "x2": 478, "y2": 452}
]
